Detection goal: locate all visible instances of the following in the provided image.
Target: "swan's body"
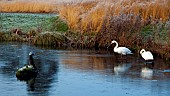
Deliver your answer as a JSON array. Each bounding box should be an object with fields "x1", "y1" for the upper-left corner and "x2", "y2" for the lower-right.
[
  {"x1": 16, "y1": 52, "x2": 37, "y2": 81},
  {"x1": 140, "y1": 49, "x2": 154, "y2": 60},
  {"x1": 111, "y1": 40, "x2": 133, "y2": 55}
]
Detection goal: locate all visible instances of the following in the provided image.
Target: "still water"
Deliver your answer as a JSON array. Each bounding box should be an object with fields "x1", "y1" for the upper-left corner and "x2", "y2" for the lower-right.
[{"x1": 0, "y1": 42, "x2": 170, "y2": 96}]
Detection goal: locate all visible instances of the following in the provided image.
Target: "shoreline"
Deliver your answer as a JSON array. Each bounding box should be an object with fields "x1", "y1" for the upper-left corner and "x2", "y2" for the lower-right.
[
  {"x1": 0, "y1": 12, "x2": 170, "y2": 60},
  {"x1": 0, "y1": 30, "x2": 168, "y2": 61}
]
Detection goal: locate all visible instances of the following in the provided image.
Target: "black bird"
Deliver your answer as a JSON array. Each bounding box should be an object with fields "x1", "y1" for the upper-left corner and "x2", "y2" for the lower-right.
[{"x1": 16, "y1": 52, "x2": 38, "y2": 81}]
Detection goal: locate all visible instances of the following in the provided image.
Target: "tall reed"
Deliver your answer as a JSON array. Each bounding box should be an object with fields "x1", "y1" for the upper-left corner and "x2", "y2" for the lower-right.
[
  {"x1": 58, "y1": 0, "x2": 170, "y2": 32},
  {"x1": 58, "y1": 0, "x2": 170, "y2": 58}
]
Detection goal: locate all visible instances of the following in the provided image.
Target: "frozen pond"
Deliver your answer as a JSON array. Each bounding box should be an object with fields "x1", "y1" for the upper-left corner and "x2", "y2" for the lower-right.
[{"x1": 0, "y1": 42, "x2": 170, "y2": 96}]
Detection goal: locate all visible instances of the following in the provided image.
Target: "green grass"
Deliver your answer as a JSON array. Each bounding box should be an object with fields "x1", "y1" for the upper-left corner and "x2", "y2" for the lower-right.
[
  {"x1": 0, "y1": 13, "x2": 68, "y2": 33},
  {"x1": 43, "y1": 16, "x2": 68, "y2": 32}
]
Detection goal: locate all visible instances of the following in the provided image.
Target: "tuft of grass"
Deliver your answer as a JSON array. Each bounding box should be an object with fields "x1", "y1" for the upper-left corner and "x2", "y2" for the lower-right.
[
  {"x1": 33, "y1": 32, "x2": 69, "y2": 47},
  {"x1": 0, "y1": 32, "x2": 6, "y2": 41}
]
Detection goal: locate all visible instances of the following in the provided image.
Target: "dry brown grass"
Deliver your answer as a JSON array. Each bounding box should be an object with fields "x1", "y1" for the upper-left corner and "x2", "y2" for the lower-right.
[
  {"x1": 0, "y1": 1, "x2": 56, "y2": 13},
  {"x1": 57, "y1": 3, "x2": 83, "y2": 31},
  {"x1": 57, "y1": 0, "x2": 170, "y2": 58},
  {"x1": 58, "y1": 1, "x2": 106, "y2": 32},
  {"x1": 58, "y1": 0, "x2": 170, "y2": 32}
]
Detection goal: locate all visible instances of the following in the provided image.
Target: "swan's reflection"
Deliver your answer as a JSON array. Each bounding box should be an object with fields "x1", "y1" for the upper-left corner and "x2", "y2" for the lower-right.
[
  {"x1": 141, "y1": 67, "x2": 153, "y2": 79},
  {"x1": 114, "y1": 63, "x2": 131, "y2": 75},
  {"x1": 145, "y1": 61, "x2": 154, "y2": 69}
]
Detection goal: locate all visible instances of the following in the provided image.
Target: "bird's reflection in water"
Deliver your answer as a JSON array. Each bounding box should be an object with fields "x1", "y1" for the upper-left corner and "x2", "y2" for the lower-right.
[
  {"x1": 141, "y1": 61, "x2": 154, "y2": 79},
  {"x1": 16, "y1": 72, "x2": 37, "y2": 91},
  {"x1": 114, "y1": 63, "x2": 131, "y2": 75},
  {"x1": 26, "y1": 77, "x2": 36, "y2": 91},
  {"x1": 27, "y1": 59, "x2": 59, "y2": 93},
  {"x1": 145, "y1": 61, "x2": 154, "y2": 69},
  {"x1": 141, "y1": 67, "x2": 153, "y2": 79}
]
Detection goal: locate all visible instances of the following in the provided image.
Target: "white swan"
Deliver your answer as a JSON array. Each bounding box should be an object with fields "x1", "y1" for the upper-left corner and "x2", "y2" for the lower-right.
[
  {"x1": 140, "y1": 49, "x2": 154, "y2": 60},
  {"x1": 110, "y1": 40, "x2": 133, "y2": 55}
]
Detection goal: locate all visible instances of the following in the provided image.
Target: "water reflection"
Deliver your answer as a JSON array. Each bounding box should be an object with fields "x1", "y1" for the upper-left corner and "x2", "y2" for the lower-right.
[
  {"x1": 30, "y1": 59, "x2": 59, "y2": 93},
  {"x1": 0, "y1": 43, "x2": 59, "y2": 96},
  {"x1": 140, "y1": 61, "x2": 154, "y2": 79},
  {"x1": 0, "y1": 43, "x2": 170, "y2": 96},
  {"x1": 18, "y1": 58, "x2": 59, "y2": 93},
  {"x1": 114, "y1": 63, "x2": 131, "y2": 75},
  {"x1": 26, "y1": 78, "x2": 36, "y2": 91},
  {"x1": 60, "y1": 51, "x2": 115, "y2": 72},
  {"x1": 145, "y1": 61, "x2": 154, "y2": 69},
  {"x1": 141, "y1": 67, "x2": 153, "y2": 79}
]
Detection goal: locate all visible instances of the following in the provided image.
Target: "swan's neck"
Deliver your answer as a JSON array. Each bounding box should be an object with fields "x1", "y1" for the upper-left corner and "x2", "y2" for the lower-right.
[
  {"x1": 29, "y1": 55, "x2": 36, "y2": 69},
  {"x1": 114, "y1": 41, "x2": 118, "y2": 50}
]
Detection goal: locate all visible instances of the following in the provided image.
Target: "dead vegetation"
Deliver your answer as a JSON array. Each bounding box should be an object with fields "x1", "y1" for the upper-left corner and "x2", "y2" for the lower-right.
[
  {"x1": 57, "y1": 0, "x2": 170, "y2": 59},
  {"x1": 0, "y1": 1, "x2": 56, "y2": 13},
  {"x1": 58, "y1": 0, "x2": 170, "y2": 32}
]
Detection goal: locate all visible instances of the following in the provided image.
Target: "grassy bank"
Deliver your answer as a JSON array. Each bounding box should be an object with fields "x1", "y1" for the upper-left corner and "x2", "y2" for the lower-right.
[
  {"x1": 0, "y1": 13, "x2": 68, "y2": 32},
  {"x1": 1, "y1": 13, "x2": 47, "y2": 32},
  {"x1": 0, "y1": 13, "x2": 69, "y2": 47}
]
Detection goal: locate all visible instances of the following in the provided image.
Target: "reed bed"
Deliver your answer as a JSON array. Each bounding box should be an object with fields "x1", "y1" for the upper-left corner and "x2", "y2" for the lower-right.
[
  {"x1": 0, "y1": 1, "x2": 56, "y2": 13},
  {"x1": 58, "y1": 0, "x2": 170, "y2": 32},
  {"x1": 58, "y1": 0, "x2": 170, "y2": 58}
]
